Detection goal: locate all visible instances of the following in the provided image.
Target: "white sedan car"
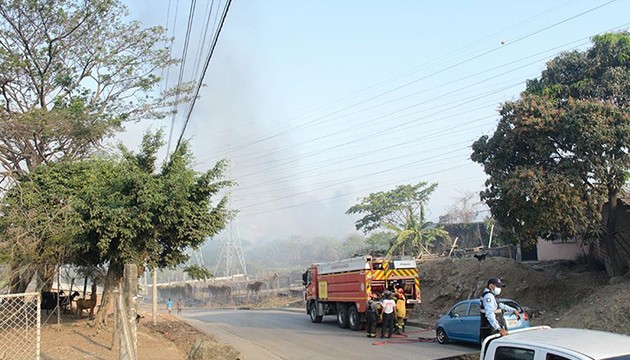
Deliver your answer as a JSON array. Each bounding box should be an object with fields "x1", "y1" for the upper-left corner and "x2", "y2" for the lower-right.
[{"x1": 482, "y1": 327, "x2": 630, "y2": 360}]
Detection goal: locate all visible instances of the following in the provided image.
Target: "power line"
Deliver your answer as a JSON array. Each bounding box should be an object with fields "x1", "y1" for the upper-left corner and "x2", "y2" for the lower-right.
[
  {"x1": 199, "y1": 0, "x2": 581, "y2": 157},
  {"x1": 174, "y1": 0, "x2": 233, "y2": 154},
  {"x1": 201, "y1": 0, "x2": 618, "y2": 162},
  {"x1": 166, "y1": 0, "x2": 197, "y2": 155}
]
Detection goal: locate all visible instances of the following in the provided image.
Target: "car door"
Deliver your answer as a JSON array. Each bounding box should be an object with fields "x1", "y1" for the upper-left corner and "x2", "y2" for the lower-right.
[
  {"x1": 446, "y1": 302, "x2": 470, "y2": 340},
  {"x1": 463, "y1": 301, "x2": 481, "y2": 343}
]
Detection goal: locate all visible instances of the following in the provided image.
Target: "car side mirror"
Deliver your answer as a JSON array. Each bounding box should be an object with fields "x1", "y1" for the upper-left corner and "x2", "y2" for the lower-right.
[{"x1": 450, "y1": 312, "x2": 459, "y2": 318}]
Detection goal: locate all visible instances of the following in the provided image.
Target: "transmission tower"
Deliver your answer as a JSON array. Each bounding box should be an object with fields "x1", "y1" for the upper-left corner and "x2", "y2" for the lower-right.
[
  {"x1": 214, "y1": 217, "x2": 247, "y2": 278},
  {"x1": 214, "y1": 160, "x2": 247, "y2": 278}
]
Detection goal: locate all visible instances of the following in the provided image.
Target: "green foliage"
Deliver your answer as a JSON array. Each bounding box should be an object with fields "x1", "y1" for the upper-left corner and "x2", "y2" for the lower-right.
[
  {"x1": 472, "y1": 32, "x2": 630, "y2": 252},
  {"x1": 0, "y1": 163, "x2": 87, "y2": 270},
  {"x1": 346, "y1": 182, "x2": 448, "y2": 257},
  {"x1": 0, "y1": 131, "x2": 234, "y2": 287},
  {"x1": 183, "y1": 265, "x2": 214, "y2": 281},
  {"x1": 346, "y1": 182, "x2": 438, "y2": 233}
]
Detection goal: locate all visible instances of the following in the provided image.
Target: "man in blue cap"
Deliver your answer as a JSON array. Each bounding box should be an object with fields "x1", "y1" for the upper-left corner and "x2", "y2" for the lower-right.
[{"x1": 479, "y1": 277, "x2": 521, "y2": 343}]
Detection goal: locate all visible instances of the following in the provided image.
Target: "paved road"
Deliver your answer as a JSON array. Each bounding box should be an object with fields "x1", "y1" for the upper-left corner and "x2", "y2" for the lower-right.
[{"x1": 181, "y1": 308, "x2": 477, "y2": 360}]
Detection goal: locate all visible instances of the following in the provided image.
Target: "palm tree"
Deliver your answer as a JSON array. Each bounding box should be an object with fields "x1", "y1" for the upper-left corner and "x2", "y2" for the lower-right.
[{"x1": 385, "y1": 206, "x2": 449, "y2": 258}]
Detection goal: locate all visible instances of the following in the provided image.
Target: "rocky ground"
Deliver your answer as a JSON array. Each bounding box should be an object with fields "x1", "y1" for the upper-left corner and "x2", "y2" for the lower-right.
[{"x1": 37, "y1": 256, "x2": 630, "y2": 359}]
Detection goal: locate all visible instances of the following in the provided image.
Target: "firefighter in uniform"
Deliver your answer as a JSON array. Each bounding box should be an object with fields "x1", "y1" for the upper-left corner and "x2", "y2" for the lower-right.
[
  {"x1": 480, "y1": 277, "x2": 521, "y2": 343},
  {"x1": 365, "y1": 292, "x2": 380, "y2": 338},
  {"x1": 395, "y1": 288, "x2": 406, "y2": 334}
]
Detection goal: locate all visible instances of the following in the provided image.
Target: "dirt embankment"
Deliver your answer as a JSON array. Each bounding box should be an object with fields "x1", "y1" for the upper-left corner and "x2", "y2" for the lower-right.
[{"x1": 412, "y1": 257, "x2": 630, "y2": 335}]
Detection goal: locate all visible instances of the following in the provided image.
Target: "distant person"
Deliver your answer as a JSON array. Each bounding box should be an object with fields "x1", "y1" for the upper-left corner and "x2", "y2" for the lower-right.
[
  {"x1": 365, "y1": 293, "x2": 380, "y2": 338},
  {"x1": 480, "y1": 277, "x2": 521, "y2": 343},
  {"x1": 177, "y1": 298, "x2": 183, "y2": 315},
  {"x1": 166, "y1": 298, "x2": 173, "y2": 315},
  {"x1": 395, "y1": 288, "x2": 406, "y2": 334},
  {"x1": 380, "y1": 291, "x2": 397, "y2": 339}
]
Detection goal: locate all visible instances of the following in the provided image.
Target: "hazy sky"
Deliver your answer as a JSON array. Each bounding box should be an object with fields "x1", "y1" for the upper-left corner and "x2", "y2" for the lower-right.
[{"x1": 120, "y1": 0, "x2": 630, "y2": 243}]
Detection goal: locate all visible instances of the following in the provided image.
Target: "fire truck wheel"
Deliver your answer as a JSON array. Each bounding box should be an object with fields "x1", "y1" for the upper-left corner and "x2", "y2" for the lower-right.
[
  {"x1": 348, "y1": 305, "x2": 361, "y2": 331},
  {"x1": 309, "y1": 302, "x2": 323, "y2": 323},
  {"x1": 337, "y1": 304, "x2": 349, "y2": 328}
]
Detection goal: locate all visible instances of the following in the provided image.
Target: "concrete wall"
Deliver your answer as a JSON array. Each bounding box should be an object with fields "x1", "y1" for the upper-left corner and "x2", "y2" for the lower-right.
[{"x1": 537, "y1": 238, "x2": 587, "y2": 261}]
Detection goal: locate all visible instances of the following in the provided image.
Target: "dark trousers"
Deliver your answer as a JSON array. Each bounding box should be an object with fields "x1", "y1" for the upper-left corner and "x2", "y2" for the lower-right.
[
  {"x1": 381, "y1": 312, "x2": 395, "y2": 338},
  {"x1": 366, "y1": 311, "x2": 377, "y2": 335},
  {"x1": 480, "y1": 327, "x2": 498, "y2": 344}
]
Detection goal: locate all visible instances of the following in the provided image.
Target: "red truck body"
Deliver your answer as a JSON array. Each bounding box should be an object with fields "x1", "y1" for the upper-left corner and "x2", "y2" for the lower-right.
[{"x1": 302, "y1": 255, "x2": 421, "y2": 331}]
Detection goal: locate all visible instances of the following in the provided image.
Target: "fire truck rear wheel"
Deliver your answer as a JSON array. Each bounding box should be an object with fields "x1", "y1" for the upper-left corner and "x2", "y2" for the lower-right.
[
  {"x1": 310, "y1": 302, "x2": 323, "y2": 323},
  {"x1": 348, "y1": 305, "x2": 361, "y2": 331},
  {"x1": 337, "y1": 304, "x2": 349, "y2": 328}
]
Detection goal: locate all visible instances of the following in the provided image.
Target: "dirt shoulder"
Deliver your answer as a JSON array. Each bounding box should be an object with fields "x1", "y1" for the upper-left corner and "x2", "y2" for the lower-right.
[{"x1": 40, "y1": 312, "x2": 236, "y2": 360}]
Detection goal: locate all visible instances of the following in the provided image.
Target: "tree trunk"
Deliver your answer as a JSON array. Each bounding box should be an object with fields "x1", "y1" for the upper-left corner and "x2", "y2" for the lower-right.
[
  {"x1": 9, "y1": 264, "x2": 35, "y2": 294},
  {"x1": 95, "y1": 265, "x2": 118, "y2": 327},
  {"x1": 36, "y1": 264, "x2": 55, "y2": 292},
  {"x1": 603, "y1": 190, "x2": 626, "y2": 277}
]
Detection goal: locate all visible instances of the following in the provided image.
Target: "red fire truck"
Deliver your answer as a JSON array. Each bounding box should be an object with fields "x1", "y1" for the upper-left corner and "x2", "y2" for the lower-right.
[{"x1": 302, "y1": 255, "x2": 421, "y2": 331}]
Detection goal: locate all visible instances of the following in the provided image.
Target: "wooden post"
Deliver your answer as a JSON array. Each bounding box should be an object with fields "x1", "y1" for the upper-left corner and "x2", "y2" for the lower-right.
[
  {"x1": 448, "y1": 237, "x2": 459, "y2": 257},
  {"x1": 488, "y1": 224, "x2": 495, "y2": 248}
]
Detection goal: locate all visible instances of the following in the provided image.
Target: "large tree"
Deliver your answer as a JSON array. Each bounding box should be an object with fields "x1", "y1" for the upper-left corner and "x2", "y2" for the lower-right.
[
  {"x1": 0, "y1": 161, "x2": 86, "y2": 292},
  {"x1": 77, "y1": 131, "x2": 232, "y2": 323},
  {"x1": 1, "y1": 131, "x2": 233, "y2": 312},
  {"x1": 0, "y1": 0, "x2": 193, "y2": 293},
  {"x1": 0, "y1": 0, "x2": 192, "y2": 184},
  {"x1": 471, "y1": 32, "x2": 630, "y2": 276},
  {"x1": 346, "y1": 182, "x2": 448, "y2": 258}
]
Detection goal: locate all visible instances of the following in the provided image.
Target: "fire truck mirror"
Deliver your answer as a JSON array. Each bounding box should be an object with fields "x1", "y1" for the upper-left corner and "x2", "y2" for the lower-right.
[{"x1": 302, "y1": 271, "x2": 308, "y2": 285}]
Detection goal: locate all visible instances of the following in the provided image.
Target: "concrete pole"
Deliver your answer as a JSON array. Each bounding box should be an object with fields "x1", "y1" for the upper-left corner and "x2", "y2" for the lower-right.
[
  {"x1": 122, "y1": 264, "x2": 138, "y2": 360},
  {"x1": 152, "y1": 268, "x2": 157, "y2": 325}
]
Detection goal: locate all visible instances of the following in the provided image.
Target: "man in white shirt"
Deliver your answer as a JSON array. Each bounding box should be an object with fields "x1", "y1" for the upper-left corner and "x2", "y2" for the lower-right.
[
  {"x1": 380, "y1": 291, "x2": 397, "y2": 339},
  {"x1": 480, "y1": 277, "x2": 520, "y2": 343}
]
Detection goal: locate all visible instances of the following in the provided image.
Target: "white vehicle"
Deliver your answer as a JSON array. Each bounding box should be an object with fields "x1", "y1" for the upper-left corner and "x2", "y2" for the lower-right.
[{"x1": 480, "y1": 326, "x2": 630, "y2": 360}]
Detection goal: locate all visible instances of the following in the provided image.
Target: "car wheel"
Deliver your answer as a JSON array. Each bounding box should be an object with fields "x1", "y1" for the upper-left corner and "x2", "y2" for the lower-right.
[
  {"x1": 348, "y1": 305, "x2": 361, "y2": 331},
  {"x1": 436, "y1": 327, "x2": 449, "y2": 344},
  {"x1": 309, "y1": 302, "x2": 323, "y2": 323},
  {"x1": 337, "y1": 304, "x2": 349, "y2": 328}
]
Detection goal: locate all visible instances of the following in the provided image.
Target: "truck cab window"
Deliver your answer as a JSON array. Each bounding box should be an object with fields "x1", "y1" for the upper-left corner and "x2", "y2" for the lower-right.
[
  {"x1": 302, "y1": 271, "x2": 313, "y2": 285},
  {"x1": 546, "y1": 354, "x2": 571, "y2": 360},
  {"x1": 494, "y1": 346, "x2": 535, "y2": 360}
]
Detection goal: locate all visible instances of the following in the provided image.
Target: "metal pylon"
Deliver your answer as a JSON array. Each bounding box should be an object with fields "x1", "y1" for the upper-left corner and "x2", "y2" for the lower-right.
[
  {"x1": 214, "y1": 218, "x2": 247, "y2": 278},
  {"x1": 214, "y1": 159, "x2": 247, "y2": 278}
]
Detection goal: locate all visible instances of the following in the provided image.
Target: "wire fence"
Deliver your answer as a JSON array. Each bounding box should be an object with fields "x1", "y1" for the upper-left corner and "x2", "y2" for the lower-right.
[{"x1": 0, "y1": 292, "x2": 40, "y2": 360}]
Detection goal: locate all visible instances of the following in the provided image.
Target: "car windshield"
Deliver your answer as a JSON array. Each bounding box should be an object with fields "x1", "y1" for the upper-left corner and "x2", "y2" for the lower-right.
[{"x1": 502, "y1": 300, "x2": 523, "y2": 312}]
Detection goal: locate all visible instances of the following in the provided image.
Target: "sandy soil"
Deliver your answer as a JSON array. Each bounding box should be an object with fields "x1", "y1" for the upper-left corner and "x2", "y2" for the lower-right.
[{"x1": 39, "y1": 312, "x2": 228, "y2": 360}]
